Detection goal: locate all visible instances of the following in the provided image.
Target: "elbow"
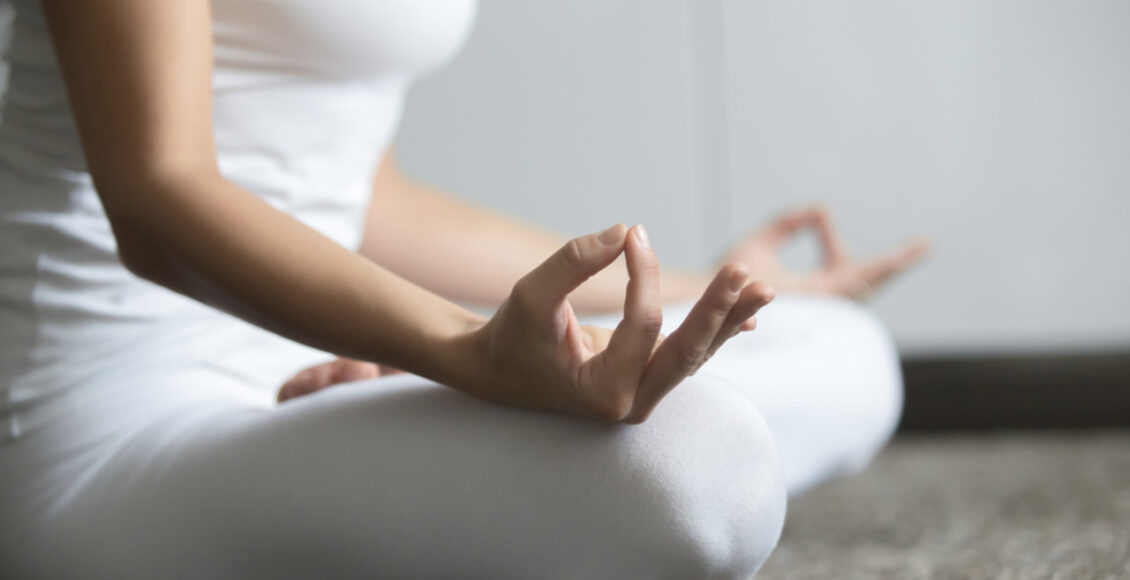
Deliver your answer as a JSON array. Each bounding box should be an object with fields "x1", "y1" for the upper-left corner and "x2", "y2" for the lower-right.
[
  {"x1": 116, "y1": 238, "x2": 159, "y2": 281},
  {"x1": 96, "y1": 167, "x2": 232, "y2": 298},
  {"x1": 107, "y1": 210, "x2": 176, "y2": 285},
  {"x1": 113, "y1": 218, "x2": 209, "y2": 307},
  {"x1": 96, "y1": 172, "x2": 211, "y2": 285},
  {"x1": 115, "y1": 230, "x2": 169, "y2": 284}
]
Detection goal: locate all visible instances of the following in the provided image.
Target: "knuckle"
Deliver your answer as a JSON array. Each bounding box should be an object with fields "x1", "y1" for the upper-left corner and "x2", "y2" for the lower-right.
[
  {"x1": 635, "y1": 310, "x2": 664, "y2": 335},
  {"x1": 622, "y1": 409, "x2": 650, "y2": 425},
  {"x1": 639, "y1": 253, "x2": 660, "y2": 271},
  {"x1": 508, "y1": 279, "x2": 539, "y2": 311},
  {"x1": 709, "y1": 294, "x2": 736, "y2": 318},
  {"x1": 679, "y1": 341, "x2": 709, "y2": 370},
  {"x1": 637, "y1": 258, "x2": 661, "y2": 280},
  {"x1": 588, "y1": 390, "x2": 634, "y2": 423},
  {"x1": 561, "y1": 238, "x2": 588, "y2": 270},
  {"x1": 591, "y1": 405, "x2": 624, "y2": 423},
  {"x1": 510, "y1": 276, "x2": 531, "y2": 299}
]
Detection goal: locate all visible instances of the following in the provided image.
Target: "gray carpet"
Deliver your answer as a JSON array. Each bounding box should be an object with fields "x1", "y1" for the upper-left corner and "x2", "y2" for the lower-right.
[{"x1": 758, "y1": 432, "x2": 1130, "y2": 579}]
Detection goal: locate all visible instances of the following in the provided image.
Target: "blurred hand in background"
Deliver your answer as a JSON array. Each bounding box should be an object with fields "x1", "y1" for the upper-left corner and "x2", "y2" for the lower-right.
[{"x1": 722, "y1": 206, "x2": 930, "y2": 300}]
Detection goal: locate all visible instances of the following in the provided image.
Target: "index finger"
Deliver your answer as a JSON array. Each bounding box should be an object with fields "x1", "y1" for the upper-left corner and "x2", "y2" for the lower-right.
[
  {"x1": 512, "y1": 224, "x2": 628, "y2": 315},
  {"x1": 599, "y1": 225, "x2": 663, "y2": 379}
]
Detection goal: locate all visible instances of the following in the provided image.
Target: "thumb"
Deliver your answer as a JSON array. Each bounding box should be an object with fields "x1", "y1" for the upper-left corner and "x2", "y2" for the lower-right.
[{"x1": 512, "y1": 224, "x2": 628, "y2": 312}]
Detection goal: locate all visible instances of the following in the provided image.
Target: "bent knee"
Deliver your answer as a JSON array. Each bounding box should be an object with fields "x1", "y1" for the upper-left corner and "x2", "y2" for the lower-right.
[
  {"x1": 816, "y1": 296, "x2": 904, "y2": 470},
  {"x1": 600, "y1": 378, "x2": 787, "y2": 578}
]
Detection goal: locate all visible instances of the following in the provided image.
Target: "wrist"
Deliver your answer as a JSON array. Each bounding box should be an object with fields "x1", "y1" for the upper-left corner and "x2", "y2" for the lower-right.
[{"x1": 421, "y1": 307, "x2": 491, "y2": 395}]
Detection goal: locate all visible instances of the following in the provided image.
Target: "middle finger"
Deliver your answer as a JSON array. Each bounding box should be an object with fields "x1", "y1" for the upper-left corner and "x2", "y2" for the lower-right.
[
  {"x1": 623, "y1": 264, "x2": 747, "y2": 423},
  {"x1": 705, "y1": 281, "x2": 775, "y2": 358}
]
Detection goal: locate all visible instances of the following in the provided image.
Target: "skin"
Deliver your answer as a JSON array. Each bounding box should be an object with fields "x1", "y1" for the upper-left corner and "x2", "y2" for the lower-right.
[
  {"x1": 283, "y1": 180, "x2": 929, "y2": 405},
  {"x1": 360, "y1": 151, "x2": 715, "y2": 313},
  {"x1": 720, "y1": 205, "x2": 931, "y2": 300},
  {"x1": 42, "y1": 1, "x2": 927, "y2": 422}
]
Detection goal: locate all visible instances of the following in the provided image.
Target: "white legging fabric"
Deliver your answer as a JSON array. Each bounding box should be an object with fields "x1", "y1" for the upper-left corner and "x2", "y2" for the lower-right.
[{"x1": 0, "y1": 294, "x2": 902, "y2": 579}]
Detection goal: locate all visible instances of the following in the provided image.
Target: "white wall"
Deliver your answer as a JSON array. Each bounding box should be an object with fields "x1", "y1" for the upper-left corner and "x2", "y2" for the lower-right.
[
  {"x1": 4, "y1": 1, "x2": 1124, "y2": 356},
  {"x1": 397, "y1": 0, "x2": 1130, "y2": 357},
  {"x1": 398, "y1": 1, "x2": 707, "y2": 268}
]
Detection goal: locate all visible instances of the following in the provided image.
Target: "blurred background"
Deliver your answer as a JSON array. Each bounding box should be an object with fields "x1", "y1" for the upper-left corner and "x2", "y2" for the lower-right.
[
  {"x1": 394, "y1": 0, "x2": 1130, "y2": 360},
  {"x1": 393, "y1": 6, "x2": 1129, "y2": 571}
]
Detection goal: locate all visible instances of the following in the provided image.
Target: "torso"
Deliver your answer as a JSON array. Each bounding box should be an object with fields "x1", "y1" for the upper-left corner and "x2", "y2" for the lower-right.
[{"x1": 0, "y1": 0, "x2": 476, "y2": 443}]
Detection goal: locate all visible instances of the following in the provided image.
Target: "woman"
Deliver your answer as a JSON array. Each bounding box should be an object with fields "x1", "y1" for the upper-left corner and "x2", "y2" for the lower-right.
[{"x1": 0, "y1": 0, "x2": 927, "y2": 578}]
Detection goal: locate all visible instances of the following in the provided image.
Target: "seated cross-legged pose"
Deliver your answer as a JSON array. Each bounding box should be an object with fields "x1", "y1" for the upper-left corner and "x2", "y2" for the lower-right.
[{"x1": 0, "y1": 0, "x2": 928, "y2": 578}]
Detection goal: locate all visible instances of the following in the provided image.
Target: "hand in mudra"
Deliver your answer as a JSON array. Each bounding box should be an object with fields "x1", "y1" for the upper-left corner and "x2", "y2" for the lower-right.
[
  {"x1": 278, "y1": 224, "x2": 773, "y2": 423},
  {"x1": 469, "y1": 224, "x2": 773, "y2": 423},
  {"x1": 723, "y1": 206, "x2": 929, "y2": 300}
]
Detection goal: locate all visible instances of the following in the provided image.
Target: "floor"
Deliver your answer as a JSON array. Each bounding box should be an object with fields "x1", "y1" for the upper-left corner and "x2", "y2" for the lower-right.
[{"x1": 758, "y1": 432, "x2": 1130, "y2": 579}]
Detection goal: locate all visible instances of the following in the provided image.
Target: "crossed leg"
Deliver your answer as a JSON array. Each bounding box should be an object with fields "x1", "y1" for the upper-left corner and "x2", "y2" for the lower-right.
[
  {"x1": 6, "y1": 293, "x2": 897, "y2": 578},
  {"x1": 12, "y1": 369, "x2": 786, "y2": 579},
  {"x1": 584, "y1": 293, "x2": 904, "y2": 496}
]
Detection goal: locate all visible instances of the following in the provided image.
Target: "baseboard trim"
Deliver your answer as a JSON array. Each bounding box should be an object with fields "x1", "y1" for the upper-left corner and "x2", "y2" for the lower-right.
[{"x1": 897, "y1": 351, "x2": 1130, "y2": 431}]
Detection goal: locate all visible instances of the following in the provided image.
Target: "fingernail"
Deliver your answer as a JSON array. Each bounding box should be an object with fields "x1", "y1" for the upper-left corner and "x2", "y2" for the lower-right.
[
  {"x1": 598, "y1": 224, "x2": 623, "y2": 245},
  {"x1": 634, "y1": 225, "x2": 650, "y2": 248},
  {"x1": 729, "y1": 268, "x2": 749, "y2": 292}
]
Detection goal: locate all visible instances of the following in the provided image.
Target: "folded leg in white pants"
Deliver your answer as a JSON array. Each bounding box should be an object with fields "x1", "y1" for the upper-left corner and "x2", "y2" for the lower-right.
[
  {"x1": 3, "y1": 373, "x2": 786, "y2": 579},
  {"x1": 0, "y1": 293, "x2": 899, "y2": 578},
  {"x1": 584, "y1": 293, "x2": 904, "y2": 496}
]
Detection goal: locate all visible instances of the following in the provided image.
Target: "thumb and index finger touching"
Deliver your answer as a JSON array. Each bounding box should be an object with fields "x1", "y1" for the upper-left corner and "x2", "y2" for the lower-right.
[
  {"x1": 516, "y1": 222, "x2": 664, "y2": 376},
  {"x1": 517, "y1": 221, "x2": 664, "y2": 361},
  {"x1": 514, "y1": 223, "x2": 629, "y2": 315},
  {"x1": 760, "y1": 205, "x2": 849, "y2": 266},
  {"x1": 764, "y1": 205, "x2": 931, "y2": 286},
  {"x1": 513, "y1": 223, "x2": 775, "y2": 423}
]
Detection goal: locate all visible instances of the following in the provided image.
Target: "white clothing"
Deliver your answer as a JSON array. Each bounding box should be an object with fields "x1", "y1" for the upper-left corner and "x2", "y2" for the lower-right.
[
  {"x1": 0, "y1": 295, "x2": 900, "y2": 579},
  {"x1": 0, "y1": 0, "x2": 902, "y2": 577},
  {"x1": 586, "y1": 296, "x2": 903, "y2": 496},
  {"x1": 0, "y1": 0, "x2": 477, "y2": 441},
  {"x1": 0, "y1": 361, "x2": 787, "y2": 580}
]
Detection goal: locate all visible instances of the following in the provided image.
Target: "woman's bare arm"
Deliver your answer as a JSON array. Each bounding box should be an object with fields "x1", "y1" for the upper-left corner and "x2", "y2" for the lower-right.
[
  {"x1": 43, "y1": 0, "x2": 770, "y2": 422},
  {"x1": 41, "y1": 0, "x2": 482, "y2": 383},
  {"x1": 360, "y1": 151, "x2": 711, "y2": 313}
]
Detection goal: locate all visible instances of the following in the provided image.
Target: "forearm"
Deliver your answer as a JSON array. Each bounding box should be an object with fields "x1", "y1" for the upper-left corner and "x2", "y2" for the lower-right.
[
  {"x1": 114, "y1": 169, "x2": 485, "y2": 385},
  {"x1": 41, "y1": 1, "x2": 486, "y2": 392},
  {"x1": 360, "y1": 157, "x2": 710, "y2": 313}
]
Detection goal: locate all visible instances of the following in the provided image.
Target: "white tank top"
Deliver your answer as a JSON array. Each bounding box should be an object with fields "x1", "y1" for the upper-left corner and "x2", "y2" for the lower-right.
[{"x1": 0, "y1": 0, "x2": 477, "y2": 442}]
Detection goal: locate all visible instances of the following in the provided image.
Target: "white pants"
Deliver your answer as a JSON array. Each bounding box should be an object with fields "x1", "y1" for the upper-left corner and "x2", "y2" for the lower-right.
[{"x1": 0, "y1": 294, "x2": 901, "y2": 579}]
